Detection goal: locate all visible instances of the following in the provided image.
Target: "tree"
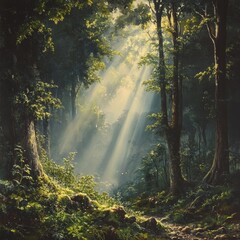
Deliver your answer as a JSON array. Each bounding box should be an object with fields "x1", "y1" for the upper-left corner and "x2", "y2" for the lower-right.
[
  {"x1": 0, "y1": 0, "x2": 81, "y2": 179},
  {"x1": 149, "y1": 0, "x2": 186, "y2": 195},
  {"x1": 195, "y1": 0, "x2": 230, "y2": 184}
]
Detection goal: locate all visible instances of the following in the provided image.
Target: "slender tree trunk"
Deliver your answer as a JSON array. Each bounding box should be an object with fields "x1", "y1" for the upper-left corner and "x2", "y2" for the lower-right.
[
  {"x1": 204, "y1": 0, "x2": 229, "y2": 184},
  {"x1": 167, "y1": 3, "x2": 186, "y2": 195},
  {"x1": 154, "y1": 0, "x2": 186, "y2": 195},
  {"x1": 43, "y1": 112, "x2": 51, "y2": 157},
  {"x1": 71, "y1": 78, "x2": 77, "y2": 119},
  {"x1": 166, "y1": 127, "x2": 184, "y2": 193}
]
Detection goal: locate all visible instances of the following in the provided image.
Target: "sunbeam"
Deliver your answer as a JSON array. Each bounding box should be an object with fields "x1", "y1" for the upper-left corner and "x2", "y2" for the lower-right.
[{"x1": 58, "y1": 25, "x2": 158, "y2": 188}]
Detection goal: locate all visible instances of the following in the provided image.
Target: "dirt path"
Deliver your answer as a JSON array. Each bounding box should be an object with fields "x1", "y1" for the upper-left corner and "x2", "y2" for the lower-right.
[
  {"x1": 159, "y1": 219, "x2": 209, "y2": 240},
  {"x1": 143, "y1": 215, "x2": 211, "y2": 240}
]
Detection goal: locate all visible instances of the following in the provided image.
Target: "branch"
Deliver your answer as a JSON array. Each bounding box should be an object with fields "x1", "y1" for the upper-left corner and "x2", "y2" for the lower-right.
[
  {"x1": 204, "y1": 3, "x2": 216, "y2": 43},
  {"x1": 194, "y1": 9, "x2": 205, "y2": 19},
  {"x1": 206, "y1": 20, "x2": 216, "y2": 43},
  {"x1": 194, "y1": 5, "x2": 216, "y2": 43},
  {"x1": 148, "y1": 0, "x2": 155, "y2": 15},
  {"x1": 146, "y1": 30, "x2": 155, "y2": 42}
]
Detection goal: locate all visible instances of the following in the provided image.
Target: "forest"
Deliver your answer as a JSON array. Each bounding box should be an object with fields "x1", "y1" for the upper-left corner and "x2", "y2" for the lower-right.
[{"x1": 0, "y1": 0, "x2": 240, "y2": 239}]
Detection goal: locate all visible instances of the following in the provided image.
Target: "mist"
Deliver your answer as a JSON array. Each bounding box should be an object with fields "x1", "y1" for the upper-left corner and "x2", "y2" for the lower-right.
[{"x1": 57, "y1": 25, "x2": 159, "y2": 188}]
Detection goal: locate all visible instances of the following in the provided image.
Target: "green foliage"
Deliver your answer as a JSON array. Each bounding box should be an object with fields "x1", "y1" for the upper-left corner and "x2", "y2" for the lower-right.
[
  {"x1": 115, "y1": 3, "x2": 151, "y2": 29},
  {"x1": 116, "y1": 144, "x2": 168, "y2": 202},
  {"x1": 183, "y1": 16, "x2": 204, "y2": 38},
  {"x1": 15, "y1": 81, "x2": 61, "y2": 120},
  {"x1": 1, "y1": 150, "x2": 167, "y2": 240},
  {"x1": 12, "y1": 146, "x2": 33, "y2": 186},
  {"x1": 15, "y1": 0, "x2": 94, "y2": 52},
  {"x1": 146, "y1": 113, "x2": 164, "y2": 132},
  {"x1": 195, "y1": 65, "x2": 215, "y2": 82},
  {"x1": 17, "y1": 20, "x2": 54, "y2": 52},
  {"x1": 42, "y1": 152, "x2": 76, "y2": 187}
]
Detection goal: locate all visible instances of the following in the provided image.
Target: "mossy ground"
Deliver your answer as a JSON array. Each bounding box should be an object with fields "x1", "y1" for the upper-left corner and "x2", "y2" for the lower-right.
[
  {"x1": 0, "y1": 177, "x2": 167, "y2": 240},
  {"x1": 128, "y1": 174, "x2": 240, "y2": 239}
]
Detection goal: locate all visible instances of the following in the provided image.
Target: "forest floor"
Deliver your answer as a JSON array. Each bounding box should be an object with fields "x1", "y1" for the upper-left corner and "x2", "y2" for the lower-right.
[
  {"x1": 1, "y1": 170, "x2": 240, "y2": 239},
  {"x1": 159, "y1": 218, "x2": 208, "y2": 240},
  {"x1": 156, "y1": 217, "x2": 236, "y2": 240},
  {"x1": 129, "y1": 176, "x2": 240, "y2": 240}
]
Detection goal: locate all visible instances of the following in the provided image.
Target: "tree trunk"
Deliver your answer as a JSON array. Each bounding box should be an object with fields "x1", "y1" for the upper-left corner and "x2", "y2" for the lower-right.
[
  {"x1": 21, "y1": 118, "x2": 43, "y2": 178},
  {"x1": 166, "y1": 128, "x2": 185, "y2": 194},
  {"x1": 43, "y1": 113, "x2": 51, "y2": 157},
  {"x1": 154, "y1": 0, "x2": 186, "y2": 195},
  {"x1": 204, "y1": 0, "x2": 229, "y2": 184},
  {"x1": 71, "y1": 78, "x2": 77, "y2": 119},
  {"x1": 167, "y1": 3, "x2": 186, "y2": 195},
  {"x1": 0, "y1": 77, "x2": 17, "y2": 179},
  {"x1": 0, "y1": 1, "x2": 45, "y2": 181}
]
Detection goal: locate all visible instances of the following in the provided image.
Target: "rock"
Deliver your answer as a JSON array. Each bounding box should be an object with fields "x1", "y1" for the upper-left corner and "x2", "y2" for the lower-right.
[
  {"x1": 132, "y1": 222, "x2": 144, "y2": 231},
  {"x1": 141, "y1": 217, "x2": 158, "y2": 231},
  {"x1": 104, "y1": 227, "x2": 120, "y2": 240},
  {"x1": 195, "y1": 232, "x2": 203, "y2": 237},
  {"x1": 192, "y1": 227, "x2": 205, "y2": 234},
  {"x1": 68, "y1": 193, "x2": 93, "y2": 211},
  {"x1": 125, "y1": 216, "x2": 136, "y2": 224},
  {"x1": 213, "y1": 227, "x2": 227, "y2": 235},
  {"x1": 213, "y1": 234, "x2": 230, "y2": 240},
  {"x1": 100, "y1": 207, "x2": 127, "y2": 227},
  {"x1": 171, "y1": 236, "x2": 179, "y2": 240},
  {"x1": 225, "y1": 212, "x2": 240, "y2": 223},
  {"x1": 189, "y1": 196, "x2": 204, "y2": 210},
  {"x1": 0, "y1": 193, "x2": 7, "y2": 203},
  {"x1": 112, "y1": 206, "x2": 126, "y2": 222},
  {"x1": 182, "y1": 226, "x2": 191, "y2": 234}
]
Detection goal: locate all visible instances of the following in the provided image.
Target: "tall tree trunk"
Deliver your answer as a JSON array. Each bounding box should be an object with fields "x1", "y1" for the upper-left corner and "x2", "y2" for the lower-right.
[
  {"x1": 167, "y1": 3, "x2": 186, "y2": 194},
  {"x1": 71, "y1": 78, "x2": 77, "y2": 119},
  {"x1": 153, "y1": 0, "x2": 186, "y2": 195},
  {"x1": 204, "y1": 0, "x2": 229, "y2": 184},
  {"x1": 0, "y1": 76, "x2": 17, "y2": 179},
  {"x1": 21, "y1": 118, "x2": 43, "y2": 178},
  {"x1": 43, "y1": 112, "x2": 51, "y2": 157},
  {"x1": 166, "y1": 128, "x2": 184, "y2": 193}
]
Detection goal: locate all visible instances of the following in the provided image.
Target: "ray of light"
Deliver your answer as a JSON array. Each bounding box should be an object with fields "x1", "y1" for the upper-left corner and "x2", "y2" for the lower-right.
[{"x1": 57, "y1": 25, "x2": 158, "y2": 188}]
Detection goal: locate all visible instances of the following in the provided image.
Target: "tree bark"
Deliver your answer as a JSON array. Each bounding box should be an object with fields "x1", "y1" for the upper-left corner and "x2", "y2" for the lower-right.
[
  {"x1": 153, "y1": 0, "x2": 186, "y2": 195},
  {"x1": 204, "y1": 0, "x2": 229, "y2": 184},
  {"x1": 21, "y1": 118, "x2": 43, "y2": 178},
  {"x1": 166, "y1": 127, "x2": 184, "y2": 194},
  {"x1": 0, "y1": 4, "x2": 44, "y2": 180},
  {"x1": 43, "y1": 112, "x2": 51, "y2": 157},
  {"x1": 0, "y1": 76, "x2": 17, "y2": 179},
  {"x1": 71, "y1": 78, "x2": 77, "y2": 119}
]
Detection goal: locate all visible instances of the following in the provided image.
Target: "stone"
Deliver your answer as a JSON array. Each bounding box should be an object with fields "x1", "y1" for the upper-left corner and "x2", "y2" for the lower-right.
[
  {"x1": 182, "y1": 226, "x2": 191, "y2": 234},
  {"x1": 125, "y1": 216, "x2": 136, "y2": 224},
  {"x1": 112, "y1": 206, "x2": 126, "y2": 221},
  {"x1": 142, "y1": 217, "x2": 158, "y2": 231},
  {"x1": 69, "y1": 193, "x2": 93, "y2": 211},
  {"x1": 213, "y1": 234, "x2": 230, "y2": 240}
]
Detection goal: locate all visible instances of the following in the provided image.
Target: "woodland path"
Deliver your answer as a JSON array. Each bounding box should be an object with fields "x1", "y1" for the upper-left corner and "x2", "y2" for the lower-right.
[
  {"x1": 144, "y1": 215, "x2": 212, "y2": 240},
  {"x1": 159, "y1": 219, "x2": 209, "y2": 240}
]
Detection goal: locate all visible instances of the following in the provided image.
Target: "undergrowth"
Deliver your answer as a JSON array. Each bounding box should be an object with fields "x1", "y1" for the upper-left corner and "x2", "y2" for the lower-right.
[
  {"x1": 125, "y1": 175, "x2": 240, "y2": 239},
  {"x1": 0, "y1": 149, "x2": 166, "y2": 240}
]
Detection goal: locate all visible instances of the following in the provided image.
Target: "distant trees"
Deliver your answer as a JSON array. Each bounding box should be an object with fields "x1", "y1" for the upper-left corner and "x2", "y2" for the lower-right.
[
  {"x1": 0, "y1": 0, "x2": 238, "y2": 194},
  {"x1": 0, "y1": 0, "x2": 91, "y2": 179},
  {"x1": 0, "y1": 0, "x2": 133, "y2": 180},
  {"x1": 141, "y1": 0, "x2": 238, "y2": 194}
]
